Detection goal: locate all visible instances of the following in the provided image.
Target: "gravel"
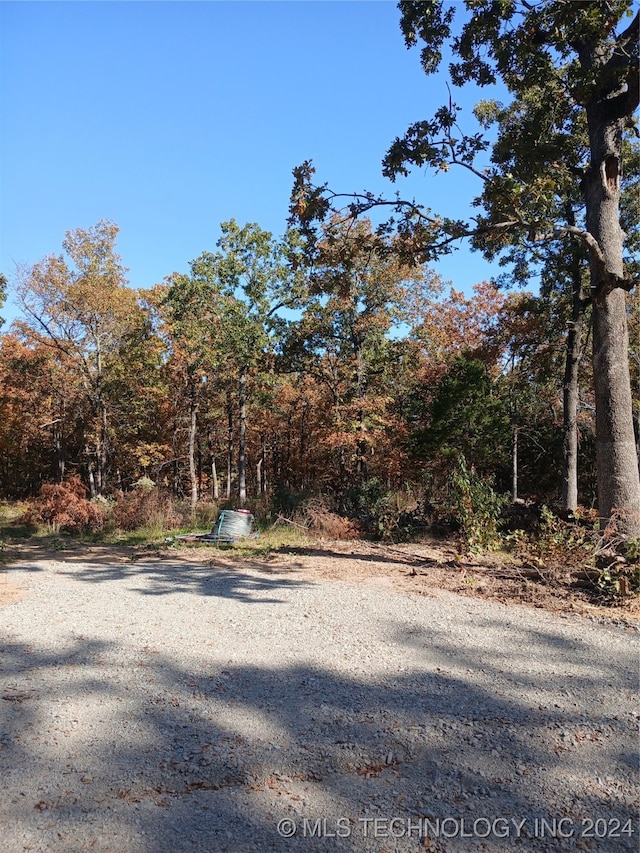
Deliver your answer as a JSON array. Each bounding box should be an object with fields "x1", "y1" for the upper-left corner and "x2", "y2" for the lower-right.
[{"x1": 1, "y1": 552, "x2": 638, "y2": 852}]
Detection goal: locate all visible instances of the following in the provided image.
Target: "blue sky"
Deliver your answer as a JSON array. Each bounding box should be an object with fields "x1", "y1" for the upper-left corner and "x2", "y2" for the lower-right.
[{"x1": 1, "y1": 1, "x2": 506, "y2": 325}]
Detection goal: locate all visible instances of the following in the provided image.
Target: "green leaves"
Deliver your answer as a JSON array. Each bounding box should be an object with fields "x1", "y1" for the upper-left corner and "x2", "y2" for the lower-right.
[
  {"x1": 411, "y1": 354, "x2": 511, "y2": 474},
  {"x1": 447, "y1": 455, "x2": 509, "y2": 553},
  {"x1": 398, "y1": 0, "x2": 456, "y2": 74},
  {"x1": 383, "y1": 99, "x2": 490, "y2": 183}
]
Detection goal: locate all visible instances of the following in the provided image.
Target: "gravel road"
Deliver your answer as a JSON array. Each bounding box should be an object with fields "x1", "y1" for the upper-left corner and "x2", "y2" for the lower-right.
[{"x1": 1, "y1": 548, "x2": 638, "y2": 852}]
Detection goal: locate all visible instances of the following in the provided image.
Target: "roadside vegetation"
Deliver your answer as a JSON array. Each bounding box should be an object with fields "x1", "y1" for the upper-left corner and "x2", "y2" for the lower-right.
[{"x1": 2, "y1": 467, "x2": 638, "y2": 610}]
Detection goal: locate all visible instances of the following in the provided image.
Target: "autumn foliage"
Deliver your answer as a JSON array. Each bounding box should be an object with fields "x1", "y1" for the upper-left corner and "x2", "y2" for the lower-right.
[
  {"x1": 27, "y1": 476, "x2": 104, "y2": 534},
  {"x1": 2, "y1": 210, "x2": 637, "y2": 554},
  {"x1": 295, "y1": 498, "x2": 360, "y2": 540},
  {"x1": 112, "y1": 486, "x2": 183, "y2": 532}
]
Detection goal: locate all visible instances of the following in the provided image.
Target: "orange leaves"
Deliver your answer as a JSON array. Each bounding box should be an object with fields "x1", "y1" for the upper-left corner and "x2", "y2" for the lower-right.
[
  {"x1": 411, "y1": 281, "x2": 507, "y2": 367},
  {"x1": 27, "y1": 475, "x2": 105, "y2": 533}
]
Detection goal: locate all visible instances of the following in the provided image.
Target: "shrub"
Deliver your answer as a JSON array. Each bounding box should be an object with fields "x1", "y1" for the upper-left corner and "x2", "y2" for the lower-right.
[
  {"x1": 538, "y1": 504, "x2": 591, "y2": 560},
  {"x1": 593, "y1": 514, "x2": 640, "y2": 599},
  {"x1": 113, "y1": 486, "x2": 183, "y2": 532},
  {"x1": 445, "y1": 457, "x2": 508, "y2": 553},
  {"x1": 294, "y1": 497, "x2": 360, "y2": 540},
  {"x1": 192, "y1": 499, "x2": 219, "y2": 529},
  {"x1": 27, "y1": 475, "x2": 105, "y2": 534},
  {"x1": 345, "y1": 481, "x2": 432, "y2": 541}
]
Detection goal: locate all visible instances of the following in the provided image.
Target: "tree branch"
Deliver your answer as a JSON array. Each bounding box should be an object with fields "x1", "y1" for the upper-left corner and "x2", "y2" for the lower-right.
[
  {"x1": 613, "y1": 10, "x2": 639, "y2": 59},
  {"x1": 549, "y1": 224, "x2": 637, "y2": 295}
]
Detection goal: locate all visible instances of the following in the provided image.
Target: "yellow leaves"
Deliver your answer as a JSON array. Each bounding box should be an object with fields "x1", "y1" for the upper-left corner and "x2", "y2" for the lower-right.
[{"x1": 133, "y1": 442, "x2": 170, "y2": 470}]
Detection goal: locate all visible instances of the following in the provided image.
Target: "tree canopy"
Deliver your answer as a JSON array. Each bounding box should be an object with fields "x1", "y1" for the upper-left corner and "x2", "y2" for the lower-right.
[{"x1": 289, "y1": 0, "x2": 640, "y2": 537}]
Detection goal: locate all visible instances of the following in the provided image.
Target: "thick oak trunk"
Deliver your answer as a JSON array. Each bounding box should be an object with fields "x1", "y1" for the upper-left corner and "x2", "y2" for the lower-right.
[
  {"x1": 585, "y1": 120, "x2": 640, "y2": 538},
  {"x1": 591, "y1": 288, "x2": 640, "y2": 535}
]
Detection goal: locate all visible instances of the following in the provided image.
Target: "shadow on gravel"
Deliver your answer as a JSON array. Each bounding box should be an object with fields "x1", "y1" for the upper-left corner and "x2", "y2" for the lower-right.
[
  {"x1": 54, "y1": 560, "x2": 313, "y2": 603},
  {"x1": 270, "y1": 545, "x2": 438, "y2": 570},
  {"x1": 1, "y1": 612, "x2": 638, "y2": 853}
]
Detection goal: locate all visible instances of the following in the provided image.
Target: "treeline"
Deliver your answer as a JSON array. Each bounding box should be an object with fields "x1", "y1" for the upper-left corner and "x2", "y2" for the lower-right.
[
  {"x1": 2, "y1": 216, "x2": 637, "y2": 519},
  {"x1": 3, "y1": 3, "x2": 640, "y2": 543}
]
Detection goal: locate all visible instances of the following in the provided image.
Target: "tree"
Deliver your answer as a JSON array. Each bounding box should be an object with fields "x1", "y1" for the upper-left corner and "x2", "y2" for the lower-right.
[
  {"x1": 291, "y1": 1, "x2": 640, "y2": 537},
  {"x1": 283, "y1": 217, "x2": 437, "y2": 492},
  {"x1": 396, "y1": 0, "x2": 640, "y2": 537},
  {"x1": 15, "y1": 220, "x2": 140, "y2": 495},
  {"x1": 411, "y1": 353, "x2": 511, "y2": 477},
  {"x1": 404, "y1": 283, "x2": 564, "y2": 502},
  {"x1": 0, "y1": 333, "x2": 80, "y2": 495},
  {"x1": 199, "y1": 222, "x2": 307, "y2": 505},
  {"x1": 490, "y1": 224, "x2": 592, "y2": 511},
  {"x1": 480, "y1": 134, "x2": 637, "y2": 511},
  {"x1": 162, "y1": 221, "x2": 306, "y2": 508},
  {"x1": 103, "y1": 302, "x2": 171, "y2": 492},
  {"x1": 156, "y1": 273, "x2": 227, "y2": 513}
]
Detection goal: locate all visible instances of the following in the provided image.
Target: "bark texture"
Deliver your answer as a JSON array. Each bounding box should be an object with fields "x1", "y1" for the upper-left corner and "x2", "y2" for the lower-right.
[{"x1": 585, "y1": 88, "x2": 640, "y2": 536}]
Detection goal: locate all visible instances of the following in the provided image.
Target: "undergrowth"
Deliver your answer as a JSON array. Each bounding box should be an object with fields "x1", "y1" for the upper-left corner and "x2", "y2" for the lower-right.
[
  {"x1": 503, "y1": 506, "x2": 640, "y2": 602},
  {"x1": 444, "y1": 458, "x2": 509, "y2": 553},
  {"x1": 25, "y1": 476, "x2": 104, "y2": 534},
  {"x1": 2, "y1": 473, "x2": 639, "y2": 604}
]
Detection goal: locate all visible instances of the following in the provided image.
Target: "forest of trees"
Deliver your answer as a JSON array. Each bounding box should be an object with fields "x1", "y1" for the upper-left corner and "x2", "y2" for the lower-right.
[
  {"x1": 0, "y1": 213, "x2": 636, "y2": 524},
  {"x1": 1, "y1": 1, "x2": 638, "y2": 543}
]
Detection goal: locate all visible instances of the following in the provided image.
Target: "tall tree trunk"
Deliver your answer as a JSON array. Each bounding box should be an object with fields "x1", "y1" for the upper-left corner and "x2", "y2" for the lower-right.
[
  {"x1": 172, "y1": 416, "x2": 180, "y2": 497},
  {"x1": 356, "y1": 408, "x2": 367, "y2": 482},
  {"x1": 91, "y1": 393, "x2": 107, "y2": 496},
  {"x1": 207, "y1": 429, "x2": 219, "y2": 501},
  {"x1": 212, "y1": 457, "x2": 219, "y2": 501},
  {"x1": 631, "y1": 289, "x2": 640, "y2": 463},
  {"x1": 562, "y1": 318, "x2": 582, "y2": 513},
  {"x1": 352, "y1": 328, "x2": 367, "y2": 483},
  {"x1": 299, "y1": 402, "x2": 308, "y2": 490},
  {"x1": 338, "y1": 446, "x2": 347, "y2": 492},
  {"x1": 53, "y1": 419, "x2": 65, "y2": 484},
  {"x1": 272, "y1": 440, "x2": 281, "y2": 495},
  {"x1": 87, "y1": 454, "x2": 96, "y2": 499},
  {"x1": 262, "y1": 438, "x2": 268, "y2": 496},
  {"x1": 591, "y1": 288, "x2": 640, "y2": 535},
  {"x1": 238, "y1": 368, "x2": 247, "y2": 507},
  {"x1": 256, "y1": 458, "x2": 263, "y2": 496},
  {"x1": 94, "y1": 339, "x2": 108, "y2": 496},
  {"x1": 257, "y1": 434, "x2": 267, "y2": 496},
  {"x1": 226, "y1": 390, "x2": 234, "y2": 500},
  {"x1": 584, "y1": 113, "x2": 640, "y2": 537},
  {"x1": 511, "y1": 426, "x2": 519, "y2": 503},
  {"x1": 97, "y1": 398, "x2": 108, "y2": 496},
  {"x1": 188, "y1": 385, "x2": 198, "y2": 517},
  {"x1": 285, "y1": 411, "x2": 292, "y2": 490},
  {"x1": 561, "y1": 245, "x2": 588, "y2": 513},
  {"x1": 334, "y1": 399, "x2": 348, "y2": 493}
]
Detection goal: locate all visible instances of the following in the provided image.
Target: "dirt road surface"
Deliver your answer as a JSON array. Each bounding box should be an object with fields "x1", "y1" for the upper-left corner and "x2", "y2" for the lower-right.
[{"x1": 1, "y1": 539, "x2": 638, "y2": 852}]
